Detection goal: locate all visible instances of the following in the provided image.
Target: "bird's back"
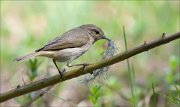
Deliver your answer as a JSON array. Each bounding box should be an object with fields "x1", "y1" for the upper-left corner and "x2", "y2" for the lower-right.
[{"x1": 35, "y1": 27, "x2": 89, "y2": 52}]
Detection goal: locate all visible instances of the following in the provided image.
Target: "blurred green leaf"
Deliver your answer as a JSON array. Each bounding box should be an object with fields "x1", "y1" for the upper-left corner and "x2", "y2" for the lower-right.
[
  {"x1": 89, "y1": 84, "x2": 102, "y2": 107},
  {"x1": 108, "y1": 76, "x2": 120, "y2": 88},
  {"x1": 26, "y1": 59, "x2": 42, "y2": 81},
  {"x1": 166, "y1": 55, "x2": 179, "y2": 84},
  {"x1": 169, "y1": 55, "x2": 179, "y2": 71}
]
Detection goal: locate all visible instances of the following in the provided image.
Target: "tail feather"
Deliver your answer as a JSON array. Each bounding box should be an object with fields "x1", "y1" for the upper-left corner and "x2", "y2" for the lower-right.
[{"x1": 14, "y1": 52, "x2": 39, "y2": 61}]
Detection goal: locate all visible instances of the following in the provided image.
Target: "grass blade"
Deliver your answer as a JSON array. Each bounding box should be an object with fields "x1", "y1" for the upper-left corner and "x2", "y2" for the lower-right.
[{"x1": 122, "y1": 26, "x2": 136, "y2": 106}]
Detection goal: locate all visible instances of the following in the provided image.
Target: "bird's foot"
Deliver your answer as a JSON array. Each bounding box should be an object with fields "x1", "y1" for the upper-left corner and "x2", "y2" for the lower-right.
[
  {"x1": 66, "y1": 62, "x2": 90, "y2": 73},
  {"x1": 80, "y1": 63, "x2": 90, "y2": 72},
  {"x1": 57, "y1": 68, "x2": 65, "y2": 78}
]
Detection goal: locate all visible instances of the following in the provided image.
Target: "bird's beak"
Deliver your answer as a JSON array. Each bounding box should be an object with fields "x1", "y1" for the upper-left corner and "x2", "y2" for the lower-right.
[{"x1": 102, "y1": 35, "x2": 111, "y2": 41}]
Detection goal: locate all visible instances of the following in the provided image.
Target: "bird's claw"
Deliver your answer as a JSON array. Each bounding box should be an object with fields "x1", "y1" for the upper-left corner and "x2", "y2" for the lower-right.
[
  {"x1": 80, "y1": 63, "x2": 90, "y2": 72},
  {"x1": 58, "y1": 68, "x2": 65, "y2": 78}
]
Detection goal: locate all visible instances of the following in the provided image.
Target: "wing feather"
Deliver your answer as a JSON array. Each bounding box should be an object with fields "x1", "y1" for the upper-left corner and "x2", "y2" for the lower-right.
[{"x1": 35, "y1": 28, "x2": 89, "y2": 52}]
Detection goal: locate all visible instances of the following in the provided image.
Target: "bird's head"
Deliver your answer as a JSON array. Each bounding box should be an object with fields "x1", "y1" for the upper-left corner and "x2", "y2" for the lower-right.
[{"x1": 80, "y1": 24, "x2": 110, "y2": 42}]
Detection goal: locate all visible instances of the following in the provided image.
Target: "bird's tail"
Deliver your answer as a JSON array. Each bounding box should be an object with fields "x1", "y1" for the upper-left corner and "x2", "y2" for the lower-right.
[{"x1": 14, "y1": 52, "x2": 40, "y2": 61}]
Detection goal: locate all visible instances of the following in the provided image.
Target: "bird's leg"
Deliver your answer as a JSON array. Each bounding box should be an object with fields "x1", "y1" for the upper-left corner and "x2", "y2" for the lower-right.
[
  {"x1": 67, "y1": 63, "x2": 90, "y2": 71},
  {"x1": 53, "y1": 59, "x2": 63, "y2": 78}
]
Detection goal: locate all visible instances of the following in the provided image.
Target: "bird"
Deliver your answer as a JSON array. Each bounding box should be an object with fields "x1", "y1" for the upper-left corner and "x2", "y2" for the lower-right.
[{"x1": 15, "y1": 24, "x2": 110, "y2": 77}]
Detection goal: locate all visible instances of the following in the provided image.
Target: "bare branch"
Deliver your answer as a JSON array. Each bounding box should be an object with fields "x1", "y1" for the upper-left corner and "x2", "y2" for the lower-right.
[{"x1": 0, "y1": 32, "x2": 179, "y2": 102}]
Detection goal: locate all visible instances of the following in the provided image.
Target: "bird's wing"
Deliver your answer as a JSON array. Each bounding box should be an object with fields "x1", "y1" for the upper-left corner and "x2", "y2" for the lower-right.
[{"x1": 35, "y1": 28, "x2": 89, "y2": 52}]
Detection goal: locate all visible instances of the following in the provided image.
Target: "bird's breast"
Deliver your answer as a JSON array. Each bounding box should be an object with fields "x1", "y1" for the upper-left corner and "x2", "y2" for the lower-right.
[{"x1": 54, "y1": 36, "x2": 94, "y2": 62}]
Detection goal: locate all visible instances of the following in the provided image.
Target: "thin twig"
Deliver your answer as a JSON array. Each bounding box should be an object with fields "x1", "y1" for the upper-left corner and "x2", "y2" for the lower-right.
[
  {"x1": 41, "y1": 89, "x2": 76, "y2": 106},
  {"x1": 21, "y1": 86, "x2": 53, "y2": 107},
  {"x1": 0, "y1": 32, "x2": 179, "y2": 102}
]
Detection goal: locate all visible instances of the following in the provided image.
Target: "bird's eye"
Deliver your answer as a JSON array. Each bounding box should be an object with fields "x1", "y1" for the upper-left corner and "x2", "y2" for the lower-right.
[
  {"x1": 92, "y1": 29, "x2": 99, "y2": 34},
  {"x1": 95, "y1": 31, "x2": 99, "y2": 34}
]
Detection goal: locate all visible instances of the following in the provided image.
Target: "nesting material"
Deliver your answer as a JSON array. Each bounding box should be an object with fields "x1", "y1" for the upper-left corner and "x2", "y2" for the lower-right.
[{"x1": 81, "y1": 39, "x2": 116, "y2": 84}]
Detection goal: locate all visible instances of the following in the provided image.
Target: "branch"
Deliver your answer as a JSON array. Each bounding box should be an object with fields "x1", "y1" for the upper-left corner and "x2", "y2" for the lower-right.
[{"x1": 0, "y1": 32, "x2": 179, "y2": 102}]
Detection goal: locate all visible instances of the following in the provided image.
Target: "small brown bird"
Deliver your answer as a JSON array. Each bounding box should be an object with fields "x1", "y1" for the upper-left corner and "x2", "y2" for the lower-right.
[{"x1": 15, "y1": 24, "x2": 110, "y2": 77}]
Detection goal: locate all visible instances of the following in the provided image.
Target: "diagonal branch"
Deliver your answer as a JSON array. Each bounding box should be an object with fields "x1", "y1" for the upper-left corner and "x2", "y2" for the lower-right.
[{"x1": 0, "y1": 32, "x2": 180, "y2": 102}]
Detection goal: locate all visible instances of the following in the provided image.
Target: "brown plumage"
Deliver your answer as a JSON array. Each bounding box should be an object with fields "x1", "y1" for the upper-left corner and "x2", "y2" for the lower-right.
[{"x1": 35, "y1": 27, "x2": 89, "y2": 52}]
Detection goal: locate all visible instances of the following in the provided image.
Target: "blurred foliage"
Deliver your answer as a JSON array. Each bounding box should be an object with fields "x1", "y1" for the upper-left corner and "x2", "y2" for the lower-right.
[
  {"x1": 151, "y1": 83, "x2": 158, "y2": 106},
  {"x1": 26, "y1": 59, "x2": 41, "y2": 81},
  {"x1": 88, "y1": 84, "x2": 102, "y2": 107},
  {"x1": 166, "y1": 55, "x2": 179, "y2": 84},
  {"x1": 0, "y1": 0, "x2": 179, "y2": 106}
]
